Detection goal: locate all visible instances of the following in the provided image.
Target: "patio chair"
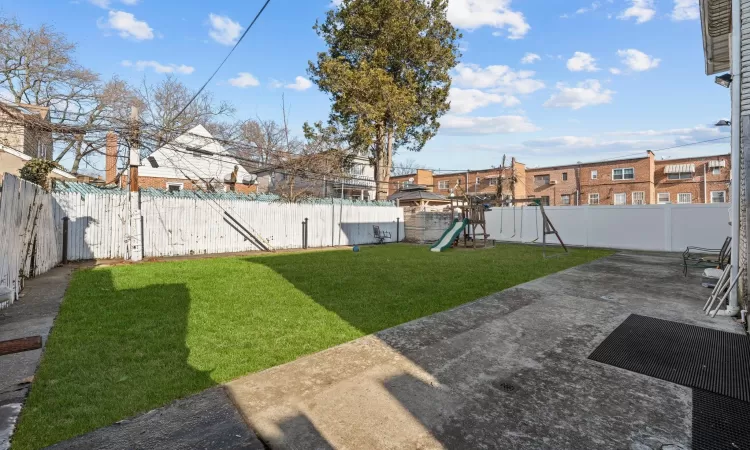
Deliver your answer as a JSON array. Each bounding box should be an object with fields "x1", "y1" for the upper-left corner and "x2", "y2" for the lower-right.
[
  {"x1": 373, "y1": 225, "x2": 391, "y2": 245},
  {"x1": 682, "y1": 237, "x2": 731, "y2": 277}
]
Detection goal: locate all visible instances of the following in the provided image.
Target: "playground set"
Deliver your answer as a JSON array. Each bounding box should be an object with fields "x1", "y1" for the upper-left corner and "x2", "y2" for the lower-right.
[{"x1": 430, "y1": 196, "x2": 568, "y2": 258}]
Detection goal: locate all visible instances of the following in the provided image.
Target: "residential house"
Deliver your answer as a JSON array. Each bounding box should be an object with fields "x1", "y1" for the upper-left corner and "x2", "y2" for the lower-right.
[
  {"x1": 0, "y1": 102, "x2": 54, "y2": 160},
  {"x1": 0, "y1": 143, "x2": 75, "y2": 184},
  {"x1": 0, "y1": 102, "x2": 71, "y2": 183},
  {"x1": 654, "y1": 155, "x2": 731, "y2": 204},
  {"x1": 113, "y1": 125, "x2": 257, "y2": 193},
  {"x1": 392, "y1": 151, "x2": 731, "y2": 206},
  {"x1": 253, "y1": 153, "x2": 376, "y2": 200},
  {"x1": 698, "y1": 0, "x2": 747, "y2": 314},
  {"x1": 391, "y1": 160, "x2": 526, "y2": 202}
]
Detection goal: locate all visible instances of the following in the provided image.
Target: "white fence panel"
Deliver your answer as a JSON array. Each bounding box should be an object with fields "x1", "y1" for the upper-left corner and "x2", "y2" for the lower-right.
[
  {"x1": 53, "y1": 191, "x2": 404, "y2": 260},
  {"x1": 0, "y1": 174, "x2": 62, "y2": 307},
  {"x1": 487, "y1": 204, "x2": 731, "y2": 252}
]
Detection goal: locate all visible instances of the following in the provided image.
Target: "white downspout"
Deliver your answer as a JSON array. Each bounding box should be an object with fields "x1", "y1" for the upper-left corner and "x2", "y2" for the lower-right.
[{"x1": 727, "y1": 0, "x2": 742, "y2": 316}]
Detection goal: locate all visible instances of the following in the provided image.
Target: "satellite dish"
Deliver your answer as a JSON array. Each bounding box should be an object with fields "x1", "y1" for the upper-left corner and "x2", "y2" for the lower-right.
[{"x1": 408, "y1": 177, "x2": 415, "y2": 183}]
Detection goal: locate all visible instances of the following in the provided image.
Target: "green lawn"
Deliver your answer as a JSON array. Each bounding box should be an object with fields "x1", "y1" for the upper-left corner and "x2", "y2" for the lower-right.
[{"x1": 13, "y1": 243, "x2": 612, "y2": 449}]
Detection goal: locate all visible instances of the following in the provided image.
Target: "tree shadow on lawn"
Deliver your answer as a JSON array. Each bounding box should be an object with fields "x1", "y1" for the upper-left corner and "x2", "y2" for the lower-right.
[{"x1": 12, "y1": 269, "x2": 214, "y2": 450}]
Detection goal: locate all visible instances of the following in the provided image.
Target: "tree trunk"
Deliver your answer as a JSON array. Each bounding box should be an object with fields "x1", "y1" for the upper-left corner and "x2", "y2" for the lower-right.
[{"x1": 375, "y1": 127, "x2": 393, "y2": 201}]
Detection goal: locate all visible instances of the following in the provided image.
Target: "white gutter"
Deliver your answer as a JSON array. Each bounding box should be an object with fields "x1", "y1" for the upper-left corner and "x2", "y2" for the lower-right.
[{"x1": 727, "y1": 0, "x2": 742, "y2": 316}]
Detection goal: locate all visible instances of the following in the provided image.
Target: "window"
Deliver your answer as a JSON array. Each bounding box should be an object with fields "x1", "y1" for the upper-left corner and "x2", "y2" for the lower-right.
[
  {"x1": 488, "y1": 178, "x2": 498, "y2": 186},
  {"x1": 438, "y1": 180, "x2": 450, "y2": 190},
  {"x1": 657, "y1": 193, "x2": 670, "y2": 204},
  {"x1": 591, "y1": 170, "x2": 598, "y2": 180},
  {"x1": 401, "y1": 181, "x2": 412, "y2": 188},
  {"x1": 613, "y1": 193, "x2": 627, "y2": 205},
  {"x1": 540, "y1": 196, "x2": 550, "y2": 206},
  {"x1": 166, "y1": 183, "x2": 183, "y2": 192},
  {"x1": 713, "y1": 168, "x2": 721, "y2": 176},
  {"x1": 475, "y1": 176, "x2": 480, "y2": 184},
  {"x1": 612, "y1": 168, "x2": 635, "y2": 180},
  {"x1": 677, "y1": 193, "x2": 692, "y2": 204},
  {"x1": 589, "y1": 193, "x2": 600, "y2": 205},
  {"x1": 632, "y1": 192, "x2": 645, "y2": 205},
  {"x1": 667, "y1": 172, "x2": 693, "y2": 180},
  {"x1": 534, "y1": 175, "x2": 550, "y2": 186},
  {"x1": 561, "y1": 195, "x2": 571, "y2": 205},
  {"x1": 711, "y1": 191, "x2": 727, "y2": 203},
  {"x1": 562, "y1": 172, "x2": 568, "y2": 181}
]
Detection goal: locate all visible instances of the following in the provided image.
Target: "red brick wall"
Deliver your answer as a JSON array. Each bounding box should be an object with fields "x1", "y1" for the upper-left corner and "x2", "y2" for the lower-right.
[
  {"x1": 525, "y1": 166, "x2": 579, "y2": 206},
  {"x1": 654, "y1": 155, "x2": 731, "y2": 204},
  {"x1": 579, "y1": 154, "x2": 654, "y2": 205}
]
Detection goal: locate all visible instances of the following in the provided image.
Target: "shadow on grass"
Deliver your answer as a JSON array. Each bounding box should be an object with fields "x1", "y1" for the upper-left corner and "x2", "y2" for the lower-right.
[{"x1": 12, "y1": 269, "x2": 214, "y2": 450}]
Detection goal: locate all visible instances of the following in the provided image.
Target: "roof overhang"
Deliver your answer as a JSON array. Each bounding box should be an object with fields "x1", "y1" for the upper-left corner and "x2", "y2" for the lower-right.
[
  {"x1": 700, "y1": 0, "x2": 731, "y2": 75},
  {"x1": 0, "y1": 144, "x2": 76, "y2": 179}
]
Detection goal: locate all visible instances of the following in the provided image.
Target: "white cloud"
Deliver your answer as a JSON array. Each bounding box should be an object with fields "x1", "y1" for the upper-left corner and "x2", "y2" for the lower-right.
[
  {"x1": 543, "y1": 80, "x2": 614, "y2": 110},
  {"x1": 451, "y1": 63, "x2": 545, "y2": 94},
  {"x1": 617, "y1": 49, "x2": 660, "y2": 71},
  {"x1": 672, "y1": 0, "x2": 699, "y2": 20},
  {"x1": 228, "y1": 72, "x2": 260, "y2": 88},
  {"x1": 618, "y1": 0, "x2": 656, "y2": 24},
  {"x1": 208, "y1": 14, "x2": 242, "y2": 46},
  {"x1": 448, "y1": 88, "x2": 519, "y2": 114},
  {"x1": 447, "y1": 0, "x2": 530, "y2": 40},
  {"x1": 269, "y1": 79, "x2": 284, "y2": 89},
  {"x1": 285, "y1": 76, "x2": 313, "y2": 91},
  {"x1": 521, "y1": 124, "x2": 730, "y2": 157},
  {"x1": 521, "y1": 53, "x2": 541, "y2": 64},
  {"x1": 609, "y1": 68, "x2": 622, "y2": 75},
  {"x1": 88, "y1": 0, "x2": 139, "y2": 7},
  {"x1": 567, "y1": 52, "x2": 599, "y2": 72},
  {"x1": 121, "y1": 60, "x2": 194, "y2": 74},
  {"x1": 100, "y1": 11, "x2": 154, "y2": 40},
  {"x1": 440, "y1": 114, "x2": 539, "y2": 134}
]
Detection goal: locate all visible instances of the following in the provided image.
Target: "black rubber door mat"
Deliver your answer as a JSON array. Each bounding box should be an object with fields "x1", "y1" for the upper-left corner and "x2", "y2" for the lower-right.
[
  {"x1": 693, "y1": 389, "x2": 750, "y2": 450},
  {"x1": 588, "y1": 314, "x2": 750, "y2": 402}
]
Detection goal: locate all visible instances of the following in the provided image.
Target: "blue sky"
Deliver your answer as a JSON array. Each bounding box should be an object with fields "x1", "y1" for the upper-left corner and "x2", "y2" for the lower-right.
[{"x1": 0, "y1": 0, "x2": 731, "y2": 172}]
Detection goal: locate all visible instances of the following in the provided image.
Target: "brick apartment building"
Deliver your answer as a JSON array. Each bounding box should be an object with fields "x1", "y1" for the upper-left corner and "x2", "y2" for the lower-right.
[{"x1": 390, "y1": 151, "x2": 731, "y2": 206}]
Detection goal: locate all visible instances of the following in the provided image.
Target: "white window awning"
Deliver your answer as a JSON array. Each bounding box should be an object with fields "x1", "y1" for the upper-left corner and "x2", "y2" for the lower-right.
[
  {"x1": 664, "y1": 164, "x2": 696, "y2": 174},
  {"x1": 708, "y1": 160, "x2": 726, "y2": 168}
]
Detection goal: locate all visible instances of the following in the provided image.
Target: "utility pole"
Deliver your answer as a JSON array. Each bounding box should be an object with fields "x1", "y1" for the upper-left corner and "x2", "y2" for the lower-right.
[{"x1": 128, "y1": 106, "x2": 143, "y2": 262}]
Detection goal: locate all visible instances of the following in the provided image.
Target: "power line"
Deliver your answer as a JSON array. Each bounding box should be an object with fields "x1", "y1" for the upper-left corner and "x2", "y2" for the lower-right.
[{"x1": 172, "y1": 0, "x2": 272, "y2": 124}]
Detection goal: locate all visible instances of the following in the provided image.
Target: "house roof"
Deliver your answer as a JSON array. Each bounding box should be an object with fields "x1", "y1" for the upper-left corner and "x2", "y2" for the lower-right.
[
  {"x1": 700, "y1": 0, "x2": 731, "y2": 75},
  {"x1": 139, "y1": 125, "x2": 255, "y2": 184},
  {"x1": 0, "y1": 144, "x2": 75, "y2": 179},
  {"x1": 387, "y1": 187, "x2": 450, "y2": 203}
]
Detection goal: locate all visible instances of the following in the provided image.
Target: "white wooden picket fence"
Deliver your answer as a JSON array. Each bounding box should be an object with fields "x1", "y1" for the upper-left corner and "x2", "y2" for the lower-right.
[
  {"x1": 0, "y1": 174, "x2": 62, "y2": 308},
  {"x1": 52, "y1": 190, "x2": 405, "y2": 261}
]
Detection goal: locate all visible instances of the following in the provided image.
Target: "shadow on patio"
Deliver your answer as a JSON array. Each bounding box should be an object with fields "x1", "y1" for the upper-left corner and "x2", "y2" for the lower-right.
[{"x1": 227, "y1": 250, "x2": 744, "y2": 449}]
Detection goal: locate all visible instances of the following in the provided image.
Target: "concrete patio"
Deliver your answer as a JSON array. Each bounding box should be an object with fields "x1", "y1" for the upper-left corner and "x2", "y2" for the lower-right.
[{"x1": 226, "y1": 251, "x2": 744, "y2": 449}]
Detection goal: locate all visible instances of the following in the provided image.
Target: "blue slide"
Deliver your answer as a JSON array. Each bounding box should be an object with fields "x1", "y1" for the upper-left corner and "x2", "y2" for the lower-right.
[{"x1": 430, "y1": 218, "x2": 469, "y2": 252}]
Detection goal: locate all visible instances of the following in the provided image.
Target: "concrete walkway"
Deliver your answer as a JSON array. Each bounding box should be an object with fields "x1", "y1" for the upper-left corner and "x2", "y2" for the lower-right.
[
  {"x1": 0, "y1": 266, "x2": 74, "y2": 450},
  {"x1": 226, "y1": 252, "x2": 743, "y2": 449}
]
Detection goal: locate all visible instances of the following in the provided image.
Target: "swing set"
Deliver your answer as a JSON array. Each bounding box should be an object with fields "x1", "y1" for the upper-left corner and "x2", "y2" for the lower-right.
[{"x1": 500, "y1": 198, "x2": 569, "y2": 258}]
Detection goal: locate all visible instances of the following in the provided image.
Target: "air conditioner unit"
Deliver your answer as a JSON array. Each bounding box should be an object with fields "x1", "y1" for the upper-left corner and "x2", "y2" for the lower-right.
[{"x1": 549, "y1": 180, "x2": 558, "y2": 185}]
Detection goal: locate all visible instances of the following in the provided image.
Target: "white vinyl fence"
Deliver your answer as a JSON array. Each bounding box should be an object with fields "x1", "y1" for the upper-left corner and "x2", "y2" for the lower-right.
[
  {"x1": 53, "y1": 190, "x2": 405, "y2": 260},
  {"x1": 0, "y1": 174, "x2": 62, "y2": 307},
  {"x1": 486, "y1": 204, "x2": 731, "y2": 252}
]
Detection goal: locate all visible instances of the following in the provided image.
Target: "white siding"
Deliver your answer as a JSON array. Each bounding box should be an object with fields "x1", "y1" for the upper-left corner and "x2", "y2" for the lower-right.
[{"x1": 139, "y1": 125, "x2": 254, "y2": 184}]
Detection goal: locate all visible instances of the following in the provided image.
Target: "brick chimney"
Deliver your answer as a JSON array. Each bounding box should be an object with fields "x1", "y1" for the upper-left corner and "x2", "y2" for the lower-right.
[{"x1": 105, "y1": 132, "x2": 117, "y2": 185}]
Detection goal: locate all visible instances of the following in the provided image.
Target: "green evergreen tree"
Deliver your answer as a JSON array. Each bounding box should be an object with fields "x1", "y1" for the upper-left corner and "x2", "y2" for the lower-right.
[{"x1": 308, "y1": 0, "x2": 460, "y2": 199}]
